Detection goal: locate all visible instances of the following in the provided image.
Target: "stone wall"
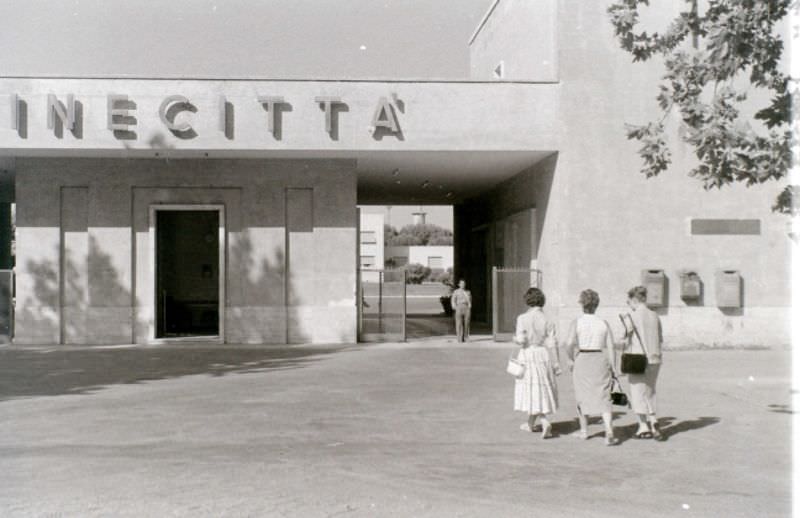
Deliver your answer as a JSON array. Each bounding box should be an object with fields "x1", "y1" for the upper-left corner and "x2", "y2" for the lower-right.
[{"x1": 14, "y1": 157, "x2": 357, "y2": 345}]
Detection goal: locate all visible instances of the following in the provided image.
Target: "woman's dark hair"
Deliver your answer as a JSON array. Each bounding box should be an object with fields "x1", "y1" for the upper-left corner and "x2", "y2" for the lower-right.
[
  {"x1": 524, "y1": 287, "x2": 545, "y2": 307},
  {"x1": 579, "y1": 289, "x2": 600, "y2": 314},
  {"x1": 627, "y1": 286, "x2": 648, "y2": 303}
]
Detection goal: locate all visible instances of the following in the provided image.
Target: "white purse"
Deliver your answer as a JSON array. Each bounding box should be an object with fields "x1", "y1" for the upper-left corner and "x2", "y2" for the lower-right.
[{"x1": 506, "y1": 353, "x2": 525, "y2": 378}]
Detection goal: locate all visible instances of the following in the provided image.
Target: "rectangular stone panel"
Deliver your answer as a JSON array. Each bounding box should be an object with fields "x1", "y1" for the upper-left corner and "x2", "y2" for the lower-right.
[
  {"x1": 690, "y1": 219, "x2": 760, "y2": 235},
  {"x1": 286, "y1": 188, "x2": 314, "y2": 310},
  {"x1": 61, "y1": 186, "x2": 89, "y2": 343}
]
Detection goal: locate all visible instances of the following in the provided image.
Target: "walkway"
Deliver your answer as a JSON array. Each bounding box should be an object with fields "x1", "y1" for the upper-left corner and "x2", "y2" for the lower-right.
[{"x1": 0, "y1": 342, "x2": 791, "y2": 517}]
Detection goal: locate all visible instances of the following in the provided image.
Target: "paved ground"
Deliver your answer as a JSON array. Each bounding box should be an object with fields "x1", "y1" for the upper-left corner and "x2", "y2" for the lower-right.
[{"x1": 0, "y1": 339, "x2": 791, "y2": 517}]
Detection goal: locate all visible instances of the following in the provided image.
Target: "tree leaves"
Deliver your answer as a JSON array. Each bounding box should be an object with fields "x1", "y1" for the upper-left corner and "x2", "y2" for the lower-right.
[
  {"x1": 607, "y1": 0, "x2": 796, "y2": 214},
  {"x1": 385, "y1": 223, "x2": 453, "y2": 246}
]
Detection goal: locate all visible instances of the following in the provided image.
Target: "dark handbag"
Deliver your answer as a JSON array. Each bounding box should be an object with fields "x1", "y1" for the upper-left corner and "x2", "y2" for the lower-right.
[
  {"x1": 620, "y1": 353, "x2": 648, "y2": 374},
  {"x1": 619, "y1": 314, "x2": 649, "y2": 375},
  {"x1": 610, "y1": 375, "x2": 629, "y2": 407}
]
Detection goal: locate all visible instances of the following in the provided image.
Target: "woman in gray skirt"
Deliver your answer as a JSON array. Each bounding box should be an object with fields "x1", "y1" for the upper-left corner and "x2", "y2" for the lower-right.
[
  {"x1": 565, "y1": 289, "x2": 619, "y2": 446},
  {"x1": 622, "y1": 286, "x2": 664, "y2": 440}
]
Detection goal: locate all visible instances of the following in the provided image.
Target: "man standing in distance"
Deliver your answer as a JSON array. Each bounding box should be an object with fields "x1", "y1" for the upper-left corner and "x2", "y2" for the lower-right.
[{"x1": 451, "y1": 279, "x2": 472, "y2": 343}]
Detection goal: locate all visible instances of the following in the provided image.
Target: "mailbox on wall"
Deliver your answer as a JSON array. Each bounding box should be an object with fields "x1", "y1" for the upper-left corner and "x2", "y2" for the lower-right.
[
  {"x1": 641, "y1": 269, "x2": 666, "y2": 307},
  {"x1": 715, "y1": 270, "x2": 742, "y2": 308},
  {"x1": 679, "y1": 271, "x2": 702, "y2": 301}
]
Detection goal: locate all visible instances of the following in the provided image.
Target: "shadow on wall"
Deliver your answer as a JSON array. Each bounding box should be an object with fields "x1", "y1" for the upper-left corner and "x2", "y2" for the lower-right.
[
  {"x1": 229, "y1": 228, "x2": 302, "y2": 344},
  {"x1": 19, "y1": 237, "x2": 135, "y2": 344},
  {"x1": 531, "y1": 152, "x2": 558, "y2": 260},
  {"x1": 231, "y1": 228, "x2": 355, "y2": 345},
  {"x1": 0, "y1": 344, "x2": 355, "y2": 402},
  {"x1": 16, "y1": 249, "x2": 59, "y2": 343},
  {"x1": 19, "y1": 204, "x2": 354, "y2": 345},
  {"x1": 88, "y1": 235, "x2": 130, "y2": 309}
]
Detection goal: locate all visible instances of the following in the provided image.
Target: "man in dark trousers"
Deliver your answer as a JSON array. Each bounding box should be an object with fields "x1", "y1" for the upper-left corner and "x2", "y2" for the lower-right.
[{"x1": 451, "y1": 279, "x2": 472, "y2": 342}]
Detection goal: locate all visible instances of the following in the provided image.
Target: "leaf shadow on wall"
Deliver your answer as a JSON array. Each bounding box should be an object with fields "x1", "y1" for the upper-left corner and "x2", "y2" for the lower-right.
[{"x1": 230, "y1": 228, "x2": 355, "y2": 345}]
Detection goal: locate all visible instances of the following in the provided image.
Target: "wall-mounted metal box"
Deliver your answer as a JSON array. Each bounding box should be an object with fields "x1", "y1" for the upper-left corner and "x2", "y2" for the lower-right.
[
  {"x1": 679, "y1": 271, "x2": 702, "y2": 301},
  {"x1": 715, "y1": 270, "x2": 742, "y2": 308},
  {"x1": 641, "y1": 269, "x2": 666, "y2": 307}
]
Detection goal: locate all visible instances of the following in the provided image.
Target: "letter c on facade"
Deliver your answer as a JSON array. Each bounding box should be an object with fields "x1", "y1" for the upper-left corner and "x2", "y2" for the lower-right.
[{"x1": 159, "y1": 95, "x2": 194, "y2": 132}]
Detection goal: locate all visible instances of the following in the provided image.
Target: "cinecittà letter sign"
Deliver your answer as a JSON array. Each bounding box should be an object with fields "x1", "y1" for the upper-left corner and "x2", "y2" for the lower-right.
[{"x1": 5, "y1": 92, "x2": 405, "y2": 141}]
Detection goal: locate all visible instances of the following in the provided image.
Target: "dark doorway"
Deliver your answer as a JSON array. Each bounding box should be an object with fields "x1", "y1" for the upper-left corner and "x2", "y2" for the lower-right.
[
  {"x1": 156, "y1": 210, "x2": 220, "y2": 338},
  {"x1": 467, "y1": 227, "x2": 490, "y2": 324}
]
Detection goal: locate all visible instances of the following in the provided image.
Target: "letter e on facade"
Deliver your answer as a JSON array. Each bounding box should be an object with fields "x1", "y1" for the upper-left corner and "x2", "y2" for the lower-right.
[{"x1": 107, "y1": 94, "x2": 136, "y2": 132}]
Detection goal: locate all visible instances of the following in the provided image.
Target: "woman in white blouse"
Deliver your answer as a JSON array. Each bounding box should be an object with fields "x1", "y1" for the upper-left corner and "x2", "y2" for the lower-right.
[
  {"x1": 513, "y1": 287, "x2": 561, "y2": 439},
  {"x1": 565, "y1": 289, "x2": 619, "y2": 446}
]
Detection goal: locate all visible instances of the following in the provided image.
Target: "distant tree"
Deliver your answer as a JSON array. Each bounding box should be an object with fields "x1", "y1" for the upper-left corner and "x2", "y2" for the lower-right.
[
  {"x1": 607, "y1": 0, "x2": 796, "y2": 214},
  {"x1": 391, "y1": 233, "x2": 423, "y2": 246},
  {"x1": 433, "y1": 267, "x2": 454, "y2": 287},
  {"x1": 388, "y1": 223, "x2": 453, "y2": 246},
  {"x1": 403, "y1": 263, "x2": 432, "y2": 284},
  {"x1": 428, "y1": 233, "x2": 454, "y2": 246},
  {"x1": 383, "y1": 224, "x2": 398, "y2": 247}
]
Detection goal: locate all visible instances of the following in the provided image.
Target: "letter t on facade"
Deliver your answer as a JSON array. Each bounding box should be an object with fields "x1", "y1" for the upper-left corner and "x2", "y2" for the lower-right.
[{"x1": 314, "y1": 96, "x2": 343, "y2": 136}]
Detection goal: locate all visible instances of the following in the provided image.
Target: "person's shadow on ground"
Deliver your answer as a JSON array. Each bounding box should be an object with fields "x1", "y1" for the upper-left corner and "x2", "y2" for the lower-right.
[
  {"x1": 614, "y1": 416, "x2": 721, "y2": 443},
  {"x1": 547, "y1": 415, "x2": 720, "y2": 443}
]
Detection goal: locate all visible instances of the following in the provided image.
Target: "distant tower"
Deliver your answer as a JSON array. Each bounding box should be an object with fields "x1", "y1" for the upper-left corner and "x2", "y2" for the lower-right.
[{"x1": 412, "y1": 211, "x2": 427, "y2": 225}]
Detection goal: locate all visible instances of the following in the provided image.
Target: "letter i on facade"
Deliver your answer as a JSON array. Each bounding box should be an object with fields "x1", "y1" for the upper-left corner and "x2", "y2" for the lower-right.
[{"x1": 9, "y1": 94, "x2": 18, "y2": 130}]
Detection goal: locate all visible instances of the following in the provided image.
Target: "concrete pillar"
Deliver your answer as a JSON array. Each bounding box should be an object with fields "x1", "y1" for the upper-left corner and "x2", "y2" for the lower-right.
[{"x1": 0, "y1": 203, "x2": 11, "y2": 269}]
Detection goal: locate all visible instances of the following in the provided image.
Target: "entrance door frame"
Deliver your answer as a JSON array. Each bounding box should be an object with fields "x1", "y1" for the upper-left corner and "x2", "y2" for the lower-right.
[{"x1": 148, "y1": 204, "x2": 226, "y2": 343}]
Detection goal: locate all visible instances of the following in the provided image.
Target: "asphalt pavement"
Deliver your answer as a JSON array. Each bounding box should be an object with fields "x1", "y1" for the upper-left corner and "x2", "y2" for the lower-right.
[{"x1": 0, "y1": 340, "x2": 791, "y2": 517}]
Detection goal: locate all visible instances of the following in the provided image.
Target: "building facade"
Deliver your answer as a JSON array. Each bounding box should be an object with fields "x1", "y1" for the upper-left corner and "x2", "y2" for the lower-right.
[{"x1": 0, "y1": 0, "x2": 791, "y2": 346}]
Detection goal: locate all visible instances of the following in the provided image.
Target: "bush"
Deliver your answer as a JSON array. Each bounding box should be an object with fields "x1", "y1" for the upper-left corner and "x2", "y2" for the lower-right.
[
  {"x1": 432, "y1": 268, "x2": 453, "y2": 286},
  {"x1": 403, "y1": 263, "x2": 431, "y2": 284},
  {"x1": 386, "y1": 223, "x2": 453, "y2": 246}
]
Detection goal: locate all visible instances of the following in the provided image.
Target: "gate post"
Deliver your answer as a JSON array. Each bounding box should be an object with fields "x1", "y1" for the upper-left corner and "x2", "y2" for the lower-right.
[
  {"x1": 491, "y1": 266, "x2": 498, "y2": 342},
  {"x1": 401, "y1": 269, "x2": 407, "y2": 342},
  {"x1": 356, "y1": 268, "x2": 363, "y2": 341},
  {"x1": 378, "y1": 270, "x2": 383, "y2": 334}
]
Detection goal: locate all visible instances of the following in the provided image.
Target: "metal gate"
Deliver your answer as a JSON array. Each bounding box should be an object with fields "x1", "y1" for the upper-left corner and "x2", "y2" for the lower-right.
[
  {"x1": 358, "y1": 268, "x2": 407, "y2": 342},
  {"x1": 491, "y1": 267, "x2": 542, "y2": 341}
]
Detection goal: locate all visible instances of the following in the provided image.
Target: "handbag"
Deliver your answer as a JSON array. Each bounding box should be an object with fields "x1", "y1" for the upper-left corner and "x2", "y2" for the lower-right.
[
  {"x1": 619, "y1": 314, "x2": 649, "y2": 375},
  {"x1": 621, "y1": 353, "x2": 647, "y2": 374},
  {"x1": 610, "y1": 375, "x2": 629, "y2": 407},
  {"x1": 506, "y1": 351, "x2": 526, "y2": 378}
]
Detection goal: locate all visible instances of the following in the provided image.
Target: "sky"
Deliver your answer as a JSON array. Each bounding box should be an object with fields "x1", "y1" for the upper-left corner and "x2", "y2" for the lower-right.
[
  {"x1": 360, "y1": 205, "x2": 452, "y2": 230},
  {"x1": 0, "y1": 1, "x2": 485, "y2": 229},
  {"x1": 0, "y1": 0, "x2": 494, "y2": 79}
]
